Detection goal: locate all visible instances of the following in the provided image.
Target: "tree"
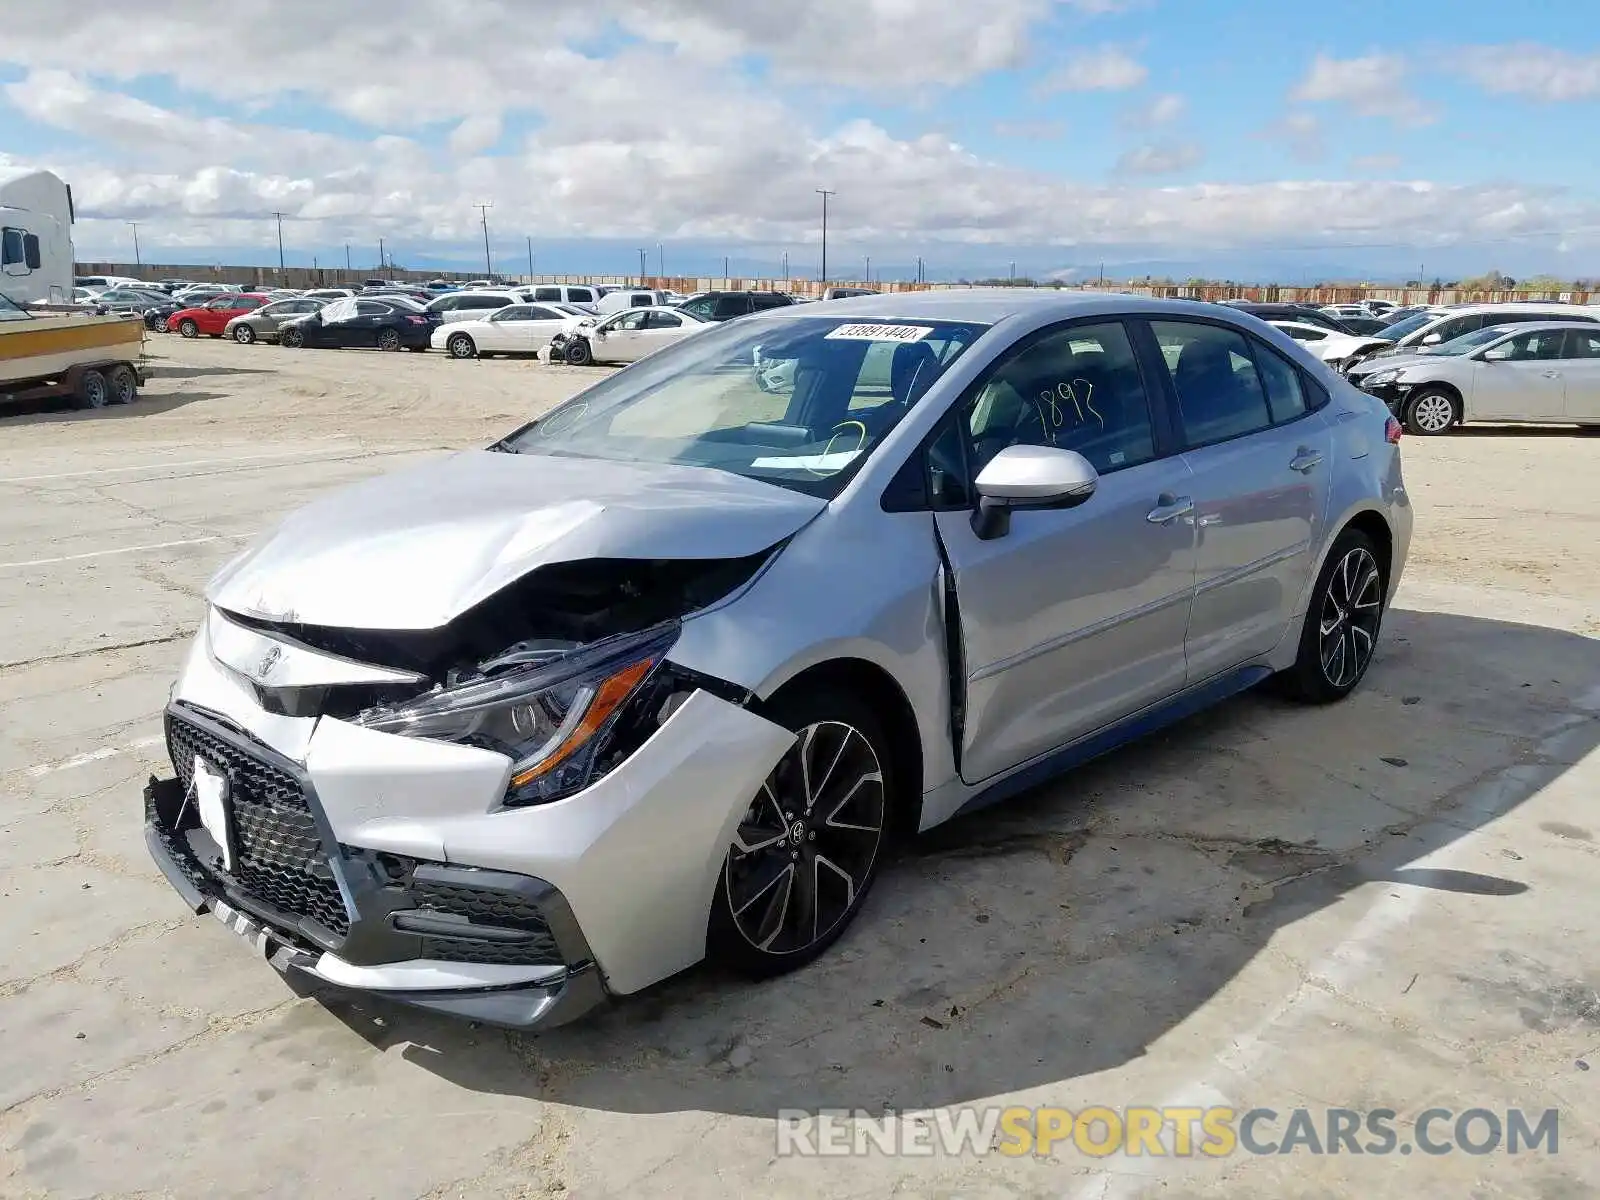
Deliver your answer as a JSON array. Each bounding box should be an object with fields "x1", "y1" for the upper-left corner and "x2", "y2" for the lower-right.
[{"x1": 1518, "y1": 274, "x2": 1567, "y2": 292}]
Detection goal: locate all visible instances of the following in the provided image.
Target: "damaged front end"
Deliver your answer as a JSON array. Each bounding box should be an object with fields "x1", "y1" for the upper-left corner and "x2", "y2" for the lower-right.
[{"x1": 215, "y1": 552, "x2": 769, "y2": 807}]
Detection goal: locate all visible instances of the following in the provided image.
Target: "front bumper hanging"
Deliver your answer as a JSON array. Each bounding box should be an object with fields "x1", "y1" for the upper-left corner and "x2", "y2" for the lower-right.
[{"x1": 144, "y1": 703, "x2": 608, "y2": 1030}]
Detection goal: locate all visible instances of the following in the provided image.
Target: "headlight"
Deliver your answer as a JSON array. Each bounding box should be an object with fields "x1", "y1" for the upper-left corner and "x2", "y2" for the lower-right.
[
  {"x1": 1364, "y1": 369, "x2": 1401, "y2": 386},
  {"x1": 353, "y1": 625, "x2": 678, "y2": 807}
]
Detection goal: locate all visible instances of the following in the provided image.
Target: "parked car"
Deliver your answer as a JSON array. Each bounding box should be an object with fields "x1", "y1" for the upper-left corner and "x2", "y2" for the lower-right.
[
  {"x1": 1364, "y1": 299, "x2": 1399, "y2": 317},
  {"x1": 1349, "y1": 321, "x2": 1600, "y2": 434},
  {"x1": 167, "y1": 293, "x2": 270, "y2": 338},
  {"x1": 596, "y1": 289, "x2": 673, "y2": 315},
  {"x1": 278, "y1": 296, "x2": 437, "y2": 350},
  {"x1": 425, "y1": 290, "x2": 528, "y2": 324},
  {"x1": 432, "y1": 302, "x2": 585, "y2": 358},
  {"x1": 547, "y1": 305, "x2": 713, "y2": 364},
  {"x1": 820, "y1": 287, "x2": 879, "y2": 300},
  {"x1": 74, "y1": 274, "x2": 144, "y2": 290},
  {"x1": 142, "y1": 298, "x2": 186, "y2": 331},
  {"x1": 1266, "y1": 319, "x2": 1396, "y2": 373},
  {"x1": 526, "y1": 283, "x2": 600, "y2": 310},
  {"x1": 141, "y1": 290, "x2": 1410, "y2": 1030},
  {"x1": 303, "y1": 289, "x2": 357, "y2": 302},
  {"x1": 93, "y1": 287, "x2": 185, "y2": 317},
  {"x1": 224, "y1": 296, "x2": 328, "y2": 344},
  {"x1": 1221, "y1": 303, "x2": 1353, "y2": 333},
  {"x1": 1336, "y1": 315, "x2": 1391, "y2": 336},
  {"x1": 1350, "y1": 303, "x2": 1599, "y2": 369},
  {"x1": 676, "y1": 290, "x2": 797, "y2": 322}
]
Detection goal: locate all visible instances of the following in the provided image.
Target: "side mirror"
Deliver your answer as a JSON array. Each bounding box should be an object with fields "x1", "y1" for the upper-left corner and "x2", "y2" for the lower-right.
[
  {"x1": 1421, "y1": 332, "x2": 1442, "y2": 345},
  {"x1": 970, "y1": 445, "x2": 1099, "y2": 540},
  {"x1": 1480, "y1": 345, "x2": 1512, "y2": 362}
]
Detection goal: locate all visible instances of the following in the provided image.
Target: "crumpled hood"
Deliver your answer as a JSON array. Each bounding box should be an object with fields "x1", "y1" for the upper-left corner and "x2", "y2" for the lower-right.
[
  {"x1": 208, "y1": 449, "x2": 825, "y2": 630},
  {"x1": 1347, "y1": 352, "x2": 1443, "y2": 379}
]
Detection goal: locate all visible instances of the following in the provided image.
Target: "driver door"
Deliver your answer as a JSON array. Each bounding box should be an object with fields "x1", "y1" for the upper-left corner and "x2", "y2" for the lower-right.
[
  {"x1": 929, "y1": 319, "x2": 1196, "y2": 783},
  {"x1": 596, "y1": 310, "x2": 649, "y2": 361},
  {"x1": 1471, "y1": 328, "x2": 1568, "y2": 420}
]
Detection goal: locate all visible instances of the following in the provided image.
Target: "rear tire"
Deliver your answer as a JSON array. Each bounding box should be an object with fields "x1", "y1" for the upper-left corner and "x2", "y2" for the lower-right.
[
  {"x1": 72, "y1": 369, "x2": 110, "y2": 411},
  {"x1": 178, "y1": 319, "x2": 199, "y2": 339},
  {"x1": 1275, "y1": 529, "x2": 1386, "y2": 704},
  {"x1": 233, "y1": 324, "x2": 256, "y2": 344},
  {"x1": 377, "y1": 328, "x2": 401, "y2": 352},
  {"x1": 565, "y1": 338, "x2": 592, "y2": 366},
  {"x1": 1403, "y1": 387, "x2": 1458, "y2": 436},
  {"x1": 107, "y1": 365, "x2": 138, "y2": 405},
  {"x1": 707, "y1": 686, "x2": 894, "y2": 979}
]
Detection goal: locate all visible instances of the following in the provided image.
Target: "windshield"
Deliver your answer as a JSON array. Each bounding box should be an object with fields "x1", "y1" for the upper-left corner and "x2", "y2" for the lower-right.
[
  {"x1": 1375, "y1": 312, "x2": 1434, "y2": 341},
  {"x1": 1426, "y1": 325, "x2": 1515, "y2": 355},
  {"x1": 501, "y1": 314, "x2": 989, "y2": 498}
]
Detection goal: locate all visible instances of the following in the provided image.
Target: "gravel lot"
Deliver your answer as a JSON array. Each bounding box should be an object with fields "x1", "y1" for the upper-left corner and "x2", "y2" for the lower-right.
[{"x1": 2, "y1": 336, "x2": 1598, "y2": 1199}]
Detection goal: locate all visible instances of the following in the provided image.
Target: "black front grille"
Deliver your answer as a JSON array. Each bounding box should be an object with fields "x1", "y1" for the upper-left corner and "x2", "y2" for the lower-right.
[
  {"x1": 165, "y1": 710, "x2": 350, "y2": 937},
  {"x1": 411, "y1": 877, "x2": 562, "y2": 967}
]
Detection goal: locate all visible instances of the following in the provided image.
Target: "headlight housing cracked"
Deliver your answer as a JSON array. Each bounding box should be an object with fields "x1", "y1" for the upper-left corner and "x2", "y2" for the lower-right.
[
  {"x1": 354, "y1": 624, "x2": 679, "y2": 807},
  {"x1": 1362, "y1": 368, "x2": 1403, "y2": 386}
]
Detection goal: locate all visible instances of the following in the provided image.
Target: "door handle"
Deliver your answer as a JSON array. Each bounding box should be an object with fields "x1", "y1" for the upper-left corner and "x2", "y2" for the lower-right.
[
  {"x1": 1289, "y1": 448, "x2": 1323, "y2": 473},
  {"x1": 1146, "y1": 494, "x2": 1194, "y2": 524}
]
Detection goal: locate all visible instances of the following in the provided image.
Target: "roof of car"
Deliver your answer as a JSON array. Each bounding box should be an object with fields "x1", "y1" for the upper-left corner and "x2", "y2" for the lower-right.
[
  {"x1": 1434, "y1": 302, "x2": 1586, "y2": 316},
  {"x1": 771, "y1": 287, "x2": 1280, "y2": 325},
  {"x1": 1477, "y1": 319, "x2": 1600, "y2": 333}
]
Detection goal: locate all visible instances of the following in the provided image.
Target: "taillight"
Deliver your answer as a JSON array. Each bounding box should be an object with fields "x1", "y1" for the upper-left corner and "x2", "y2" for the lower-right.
[
  {"x1": 1385, "y1": 416, "x2": 1403, "y2": 444},
  {"x1": 406, "y1": 316, "x2": 426, "y2": 324}
]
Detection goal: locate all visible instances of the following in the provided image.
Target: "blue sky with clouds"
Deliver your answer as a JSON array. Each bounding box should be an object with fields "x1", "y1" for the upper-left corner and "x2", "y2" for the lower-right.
[{"x1": 3, "y1": 0, "x2": 1598, "y2": 281}]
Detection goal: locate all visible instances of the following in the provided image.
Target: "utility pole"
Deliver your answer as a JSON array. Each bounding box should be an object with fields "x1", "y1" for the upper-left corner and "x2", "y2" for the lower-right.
[
  {"x1": 917, "y1": 255, "x2": 924, "y2": 284},
  {"x1": 638, "y1": 248, "x2": 648, "y2": 285},
  {"x1": 345, "y1": 242, "x2": 351, "y2": 273},
  {"x1": 723, "y1": 255, "x2": 729, "y2": 279},
  {"x1": 1009, "y1": 260, "x2": 1015, "y2": 283},
  {"x1": 865, "y1": 254, "x2": 871, "y2": 283},
  {"x1": 657, "y1": 242, "x2": 664, "y2": 278},
  {"x1": 272, "y1": 211, "x2": 285, "y2": 272},
  {"x1": 527, "y1": 236, "x2": 535, "y2": 282},
  {"x1": 782, "y1": 250, "x2": 789, "y2": 283},
  {"x1": 816, "y1": 188, "x2": 836, "y2": 283},
  {"x1": 126, "y1": 221, "x2": 141, "y2": 268},
  {"x1": 378, "y1": 236, "x2": 386, "y2": 279},
  {"x1": 474, "y1": 203, "x2": 493, "y2": 278}
]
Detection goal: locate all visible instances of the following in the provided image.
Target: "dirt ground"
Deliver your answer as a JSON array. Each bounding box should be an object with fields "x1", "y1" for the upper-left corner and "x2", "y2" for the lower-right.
[{"x1": 1, "y1": 335, "x2": 1598, "y2": 1199}]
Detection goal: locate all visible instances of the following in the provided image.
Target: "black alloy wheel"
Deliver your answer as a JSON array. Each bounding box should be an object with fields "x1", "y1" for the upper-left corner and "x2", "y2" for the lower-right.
[
  {"x1": 1277, "y1": 529, "x2": 1385, "y2": 703},
  {"x1": 377, "y1": 327, "x2": 402, "y2": 351},
  {"x1": 710, "y1": 689, "x2": 891, "y2": 977}
]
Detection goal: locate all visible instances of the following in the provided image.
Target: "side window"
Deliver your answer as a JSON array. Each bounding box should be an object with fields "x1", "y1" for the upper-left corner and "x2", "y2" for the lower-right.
[
  {"x1": 533, "y1": 288, "x2": 560, "y2": 301},
  {"x1": 1279, "y1": 325, "x2": 1326, "y2": 342},
  {"x1": 567, "y1": 288, "x2": 594, "y2": 303},
  {"x1": 1251, "y1": 339, "x2": 1308, "y2": 423},
  {"x1": 1565, "y1": 330, "x2": 1600, "y2": 358},
  {"x1": 1501, "y1": 329, "x2": 1567, "y2": 360},
  {"x1": 491, "y1": 305, "x2": 531, "y2": 322},
  {"x1": 645, "y1": 311, "x2": 682, "y2": 329},
  {"x1": 1429, "y1": 315, "x2": 1480, "y2": 343},
  {"x1": 0, "y1": 228, "x2": 25, "y2": 268},
  {"x1": 522, "y1": 306, "x2": 559, "y2": 321},
  {"x1": 611, "y1": 311, "x2": 649, "y2": 331},
  {"x1": 926, "y1": 417, "x2": 973, "y2": 510},
  {"x1": 1149, "y1": 320, "x2": 1272, "y2": 446},
  {"x1": 236, "y1": 297, "x2": 263, "y2": 312},
  {"x1": 679, "y1": 297, "x2": 715, "y2": 320},
  {"x1": 713, "y1": 296, "x2": 749, "y2": 319},
  {"x1": 355, "y1": 300, "x2": 389, "y2": 316},
  {"x1": 966, "y1": 321, "x2": 1157, "y2": 475},
  {"x1": 463, "y1": 294, "x2": 506, "y2": 309}
]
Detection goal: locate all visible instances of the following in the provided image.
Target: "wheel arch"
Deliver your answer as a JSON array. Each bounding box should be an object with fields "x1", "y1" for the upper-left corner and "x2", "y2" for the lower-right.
[
  {"x1": 755, "y1": 656, "x2": 925, "y2": 842},
  {"x1": 1408, "y1": 380, "x2": 1463, "y2": 422}
]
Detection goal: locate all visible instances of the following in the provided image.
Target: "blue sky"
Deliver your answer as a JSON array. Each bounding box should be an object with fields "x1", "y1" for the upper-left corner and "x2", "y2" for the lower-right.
[{"x1": 3, "y1": 0, "x2": 1598, "y2": 282}]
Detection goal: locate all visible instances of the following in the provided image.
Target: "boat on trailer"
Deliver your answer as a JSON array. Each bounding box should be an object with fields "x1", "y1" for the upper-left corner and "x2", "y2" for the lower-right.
[{"x1": 1, "y1": 289, "x2": 146, "y2": 410}]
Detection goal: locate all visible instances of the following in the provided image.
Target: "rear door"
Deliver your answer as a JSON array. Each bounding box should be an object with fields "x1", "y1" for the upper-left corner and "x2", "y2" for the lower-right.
[
  {"x1": 1144, "y1": 318, "x2": 1333, "y2": 679},
  {"x1": 1561, "y1": 328, "x2": 1600, "y2": 422},
  {"x1": 638, "y1": 309, "x2": 692, "y2": 356}
]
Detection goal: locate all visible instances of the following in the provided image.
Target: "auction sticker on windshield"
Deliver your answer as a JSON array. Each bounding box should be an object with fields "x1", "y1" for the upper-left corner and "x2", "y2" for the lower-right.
[{"x1": 825, "y1": 323, "x2": 934, "y2": 342}]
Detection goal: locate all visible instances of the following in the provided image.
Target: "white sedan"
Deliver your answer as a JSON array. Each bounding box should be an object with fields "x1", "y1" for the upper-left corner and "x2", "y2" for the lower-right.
[
  {"x1": 430, "y1": 302, "x2": 587, "y2": 358},
  {"x1": 1268, "y1": 319, "x2": 1386, "y2": 371},
  {"x1": 547, "y1": 305, "x2": 713, "y2": 365}
]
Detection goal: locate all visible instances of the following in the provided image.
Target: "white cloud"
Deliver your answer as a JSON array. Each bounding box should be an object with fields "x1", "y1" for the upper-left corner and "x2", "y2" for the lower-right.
[
  {"x1": 2, "y1": 7, "x2": 1596, "y2": 267},
  {"x1": 1256, "y1": 111, "x2": 1325, "y2": 162},
  {"x1": 1457, "y1": 44, "x2": 1600, "y2": 101},
  {"x1": 1122, "y1": 92, "x2": 1186, "y2": 128},
  {"x1": 1115, "y1": 142, "x2": 1205, "y2": 175},
  {"x1": 1037, "y1": 46, "x2": 1147, "y2": 93},
  {"x1": 1291, "y1": 53, "x2": 1437, "y2": 127}
]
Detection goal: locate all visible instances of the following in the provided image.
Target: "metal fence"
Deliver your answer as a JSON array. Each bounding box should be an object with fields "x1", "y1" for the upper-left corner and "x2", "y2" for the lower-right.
[{"x1": 71, "y1": 263, "x2": 1596, "y2": 307}]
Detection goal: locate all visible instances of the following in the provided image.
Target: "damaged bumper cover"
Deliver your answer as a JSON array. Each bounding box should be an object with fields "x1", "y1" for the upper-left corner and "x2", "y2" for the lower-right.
[{"x1": 144, "y1": 634, "x2": 796, "y2": 1026}]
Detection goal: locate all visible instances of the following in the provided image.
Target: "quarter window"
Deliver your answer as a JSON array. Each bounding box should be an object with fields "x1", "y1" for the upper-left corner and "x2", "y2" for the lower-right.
[
  {"x1": 1150, "y1": 320, "x2": 1273, "y2": 446},
  {"x1": 1565, "y1": 330, "x2": 1600, "y2": 358},
  {"x1": 1251, "y1": 340, "x2": 1309, "y2": 423},
  {"x1": 966, "y1": 321, "x2": 1157, "y2": 475}
]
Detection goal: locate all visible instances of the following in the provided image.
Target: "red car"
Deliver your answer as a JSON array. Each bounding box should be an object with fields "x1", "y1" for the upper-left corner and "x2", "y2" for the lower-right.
[{"x1": 166, "y1": 293, "x2": 269, "y2": 338}]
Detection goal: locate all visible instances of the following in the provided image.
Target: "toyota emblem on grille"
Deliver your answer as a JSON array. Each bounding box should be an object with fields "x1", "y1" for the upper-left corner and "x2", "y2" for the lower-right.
[{"x1": 257, "y1": 644, "x2": 283, "y2": 679}]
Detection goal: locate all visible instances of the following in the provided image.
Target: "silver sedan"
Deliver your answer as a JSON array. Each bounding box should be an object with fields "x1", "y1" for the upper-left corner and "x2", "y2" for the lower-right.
[
  {"x1": 142, "y1": 291, "x2": 1411, "y2": 1029},
  {"x1": 1348, "y1": 321, "x2": 1600, "y2": 434},
  {"x1": 223, "y1": 296, "x2": 327, "y2": 344}
]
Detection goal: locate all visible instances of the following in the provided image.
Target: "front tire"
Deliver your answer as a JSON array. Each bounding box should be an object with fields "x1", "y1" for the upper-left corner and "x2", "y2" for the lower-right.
[
  {"x1": 708, "y1": 687, "x2": 893, "y2": 979},
  {"x1": 178, "y1": 319, "x2": 199, "y2": 339},
  {"x1": 447, "y1": 332, "x2": 477, "y2": 359},
  {"x1": 233, "y1": 324, "x2": 256, "y2": 344},
  {"x1": 281, "y1": 326, "x2": 304, "y2": 348},
  {"x1": 1403, "y1": 387, "x2": 1458, "y2": 436},
  {"x1": 1276, "y1": 529, "x2": 1385, "y2": 704},
  {"x1": 565, "y1": 338, "x2": 592, "y2": 366}
]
